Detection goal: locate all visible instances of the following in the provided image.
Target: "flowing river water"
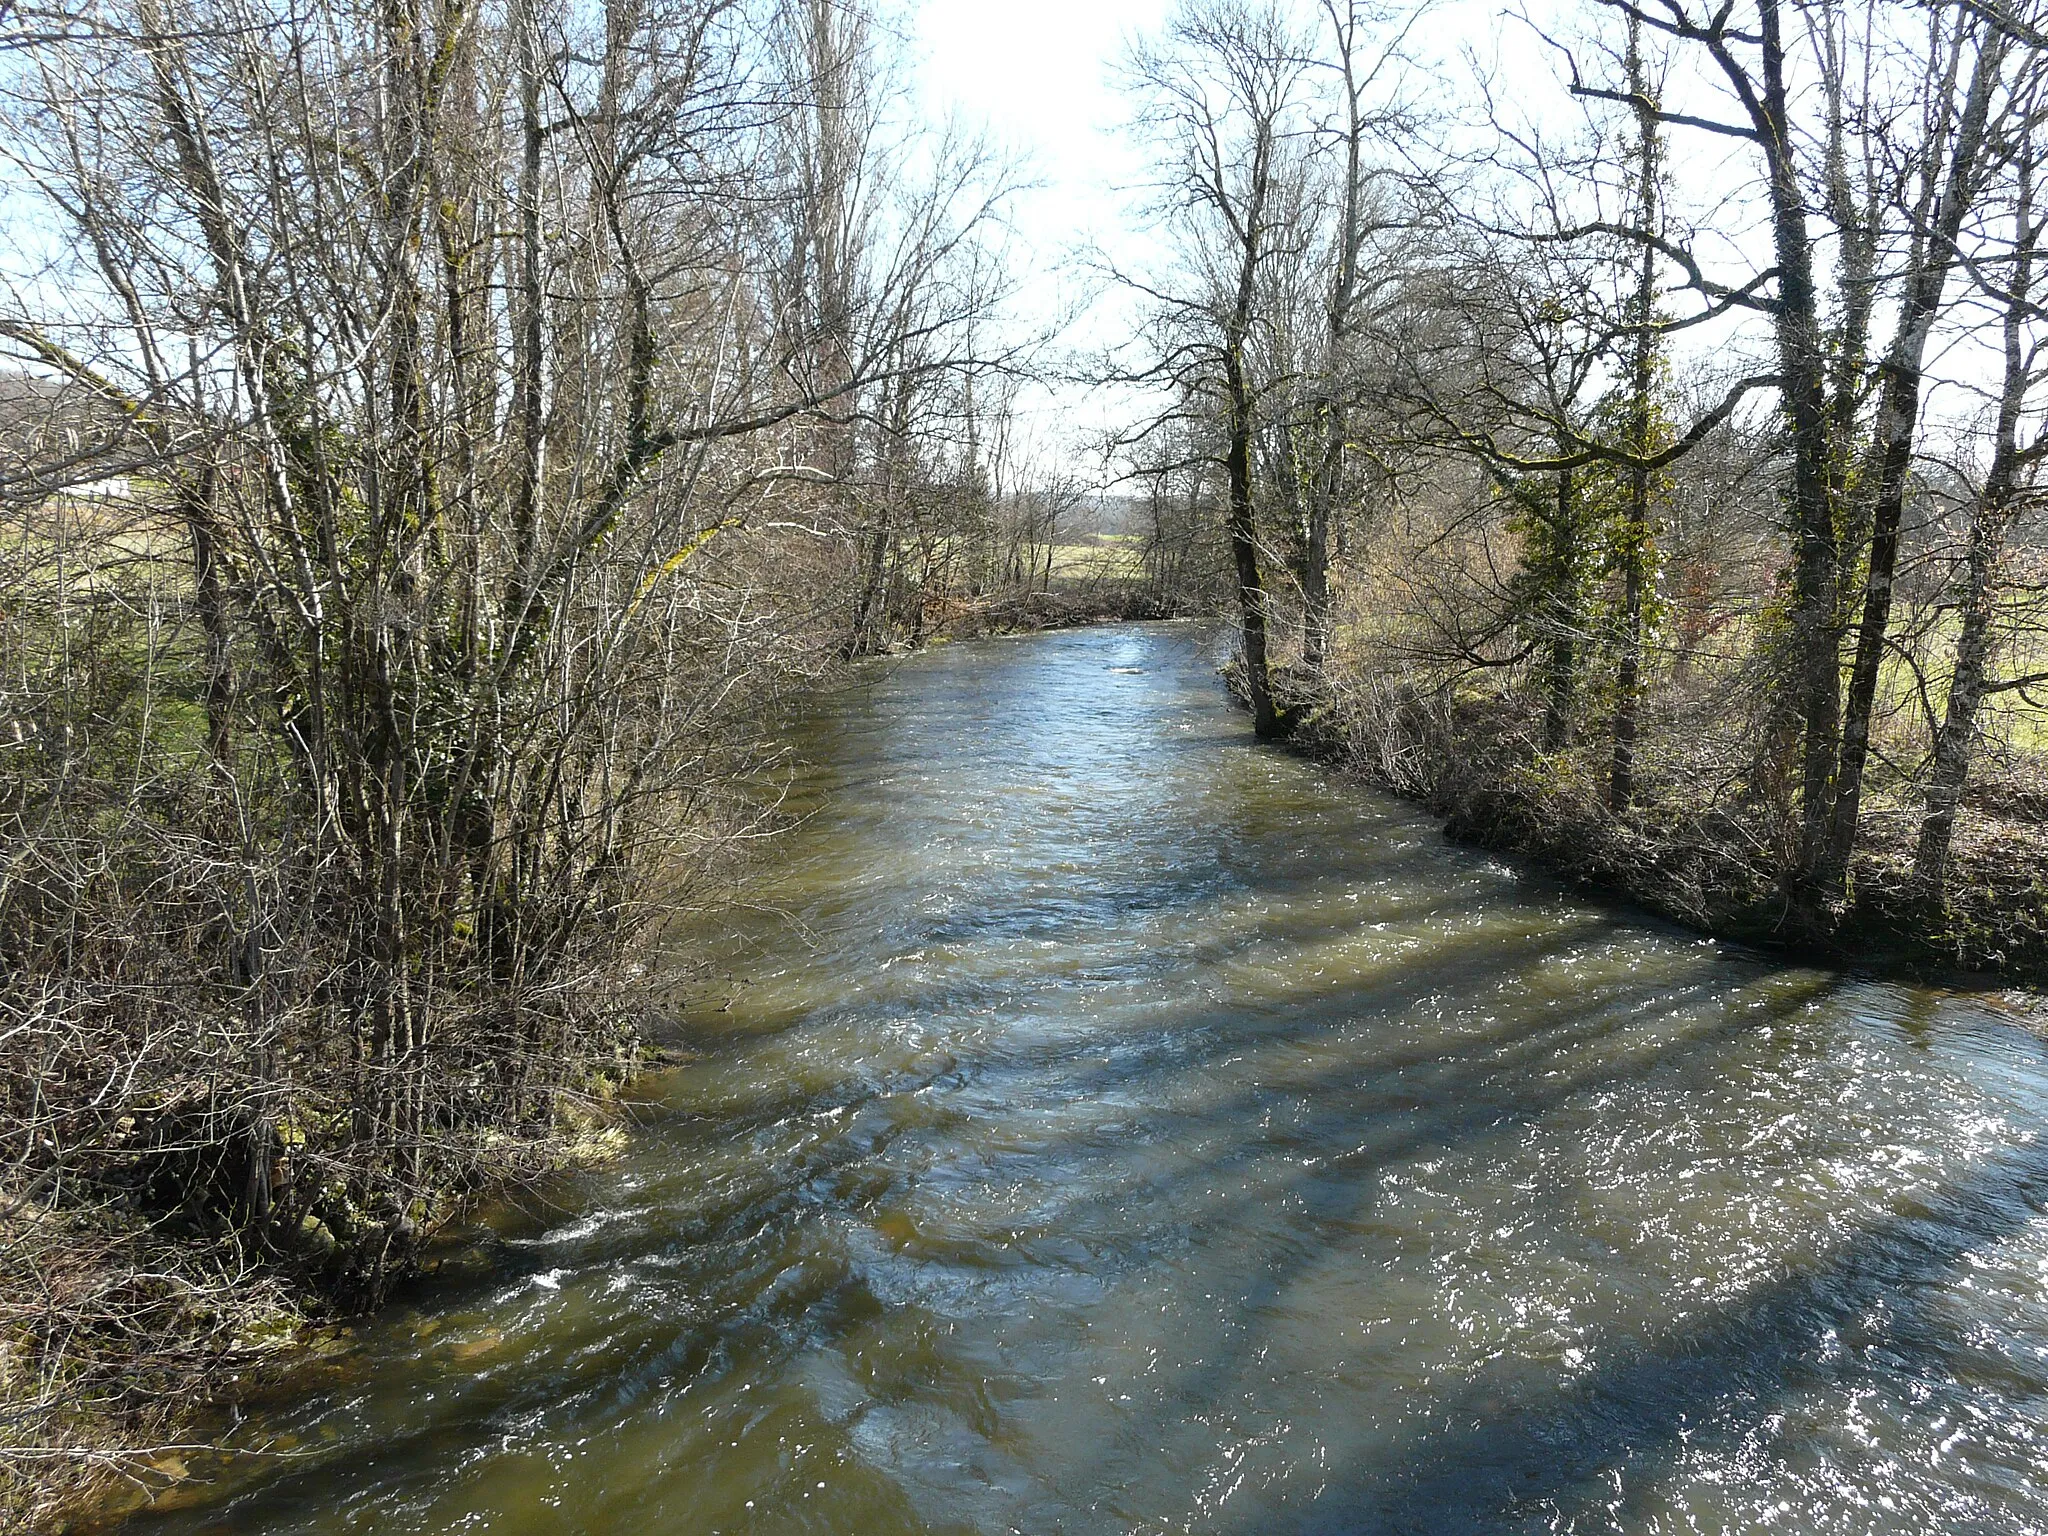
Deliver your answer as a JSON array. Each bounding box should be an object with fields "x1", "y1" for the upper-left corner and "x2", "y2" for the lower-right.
[{"x1": 127, "y1": 621, "x2": 2048, "y2": 1534}]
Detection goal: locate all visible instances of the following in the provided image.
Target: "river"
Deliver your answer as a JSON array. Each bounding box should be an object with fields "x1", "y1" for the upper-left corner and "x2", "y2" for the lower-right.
[{"x1": 127, "y1": 621, "x2": 2048, "y2": 1534}]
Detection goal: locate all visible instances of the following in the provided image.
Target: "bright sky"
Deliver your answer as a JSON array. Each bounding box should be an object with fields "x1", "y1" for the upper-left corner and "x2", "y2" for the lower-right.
[
  {"x1": 910, "y1": 0, "x2": 2018, "y2": 484},
  {"x1": 911, "y1": 0, "x2": 1176, "y2": 481},
  {"x1": 914, "y1": 0, "x2": 1170, "y2": 228},
  {"x1": 907, "y1": 0, "x2": 1508, "y2": 482}
]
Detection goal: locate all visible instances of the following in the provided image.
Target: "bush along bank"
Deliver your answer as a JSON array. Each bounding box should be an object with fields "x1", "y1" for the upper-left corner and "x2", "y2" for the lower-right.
[
  {"x1": 1, "y1": 974, "x2": 648, "y2": 1534},
  {"x1": 911, "y1": 581, "x2": 1196, "y2": 645},
  {"x1": 1225, "y1": 660, "x2": 2048, "y2": 990}
]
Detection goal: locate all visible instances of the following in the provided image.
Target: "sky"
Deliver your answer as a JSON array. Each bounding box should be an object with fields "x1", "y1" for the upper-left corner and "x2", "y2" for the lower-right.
[
  {"x1": 914, "y1": 0, "x2": 1171, "y2": 235},
  {"x1": 909, "y1": 0, "x2": 1178, "y2": 482},
  {"x1": 904, "y1": 0, "x2": 1504, "y2": 484},
  {"x1": 905, "y1": 0, "x2": 2024, "y2": 486}
]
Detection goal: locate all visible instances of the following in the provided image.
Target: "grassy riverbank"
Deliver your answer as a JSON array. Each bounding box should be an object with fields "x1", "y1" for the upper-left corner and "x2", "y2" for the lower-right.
[{"x1": 1237, "y1": 660, "x2": 2048, "y2": 989}]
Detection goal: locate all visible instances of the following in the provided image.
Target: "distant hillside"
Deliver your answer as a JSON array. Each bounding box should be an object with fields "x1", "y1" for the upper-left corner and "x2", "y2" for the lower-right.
[{"x1": 1064, "y1": 494, "x2": 1148, "y2": 538}]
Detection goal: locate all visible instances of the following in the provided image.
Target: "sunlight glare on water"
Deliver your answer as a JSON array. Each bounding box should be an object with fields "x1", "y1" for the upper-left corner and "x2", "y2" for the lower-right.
[{"x1": 127, "y1": 622, "x2": 2048, "y2": 1535}]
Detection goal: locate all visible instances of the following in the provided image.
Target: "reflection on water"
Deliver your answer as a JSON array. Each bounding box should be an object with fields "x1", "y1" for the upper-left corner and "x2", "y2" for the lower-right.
[{"x1": 127, "y1": 623, "x2": 2048, "y2": 1534}]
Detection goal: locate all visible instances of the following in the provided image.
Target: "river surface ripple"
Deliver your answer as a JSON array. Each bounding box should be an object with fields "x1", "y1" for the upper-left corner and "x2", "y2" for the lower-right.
[{"x1": 133, "y1": 622, "x2": 2048, "y2": 1534}]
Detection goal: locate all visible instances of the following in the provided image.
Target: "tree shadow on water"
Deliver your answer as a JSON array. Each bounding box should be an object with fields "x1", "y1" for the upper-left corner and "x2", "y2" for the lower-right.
[
  {"x1": 129, "y1": 918, "x2": 1794, "y2": 1533},
  {"x1": 1271, "y1": 1135, "x2": 2048, "y2": 1536}
]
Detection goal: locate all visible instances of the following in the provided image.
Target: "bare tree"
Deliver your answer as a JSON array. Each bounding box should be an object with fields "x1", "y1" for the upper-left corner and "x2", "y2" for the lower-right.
[
  {"x1": 1915, "y1": 76, "x2": 2048, "y2": 898},
  {"x1": 0, "y1": 0, "x2": 1020, "y2": 1503},
  {"x1": 1117, "y1": 0, "x2": 1316, "y2": 737}
]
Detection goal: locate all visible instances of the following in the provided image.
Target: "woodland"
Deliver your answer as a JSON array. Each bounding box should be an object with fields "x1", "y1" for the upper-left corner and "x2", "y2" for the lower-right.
[{"x1": 2, "y1": 0, "x2": 2046, "y2": 1524}]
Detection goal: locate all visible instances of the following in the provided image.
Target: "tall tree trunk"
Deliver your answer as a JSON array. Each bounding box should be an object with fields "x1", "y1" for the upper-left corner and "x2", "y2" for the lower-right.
[
  {"x1": 1301, "y1": 448, "x2": 1332, "y2": 672},
  {"x1": 1915, "y1": 141, "x2": 2039, "y2": 901},
  {"x1": 184, "y1": 466, "x2": 236, "y2": 782},
  {"x1": 1221, "y1": 77, "x2": 1287, "y2": 739},
  {"x1": 1913, "y1": 490, "x2": 2014, "y2": 901},
  {"x1": 509, "y1": 0, "x2": 545, "y2": 594},
  {"x1": 1819, "y1": 18, "x2": 2003, "y2": 902},
  {"x1": 1609, "y1": 16, "x2": 1658, "y2": 812},
  {"x1": 1226, "y1": 342, "x2": 1285, "y2": 738},
  {"x1": 1303, "y1": 0, "x2": 1367, "y2": 677},
  {"x1": 846, "y1": 361, "x2": 913, "y2": 657},
  {"x1": 1542, "y1": 465, "x2": 1580, "y2": 753},
  {"x1": 1752, "y1": 0, "x2": 1843, "y2": 893}
]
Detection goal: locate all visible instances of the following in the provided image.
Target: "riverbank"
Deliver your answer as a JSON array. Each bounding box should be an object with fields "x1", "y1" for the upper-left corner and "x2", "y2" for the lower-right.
[
  {"x1": 2, "y1": 1063, "x2": 643, "y2": 1534},
  {"x1": 1238, "y1": 662, "x2": 2048, "y2": 993},
  {"x1": 928, "y1": 581, "x2": 1184, "y2": 641}
]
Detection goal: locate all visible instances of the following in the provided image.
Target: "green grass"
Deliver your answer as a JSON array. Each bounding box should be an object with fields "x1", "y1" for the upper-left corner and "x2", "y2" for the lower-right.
[{"x1": 1048, "y1": 542, "x2": 1144, "y2": 580}]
